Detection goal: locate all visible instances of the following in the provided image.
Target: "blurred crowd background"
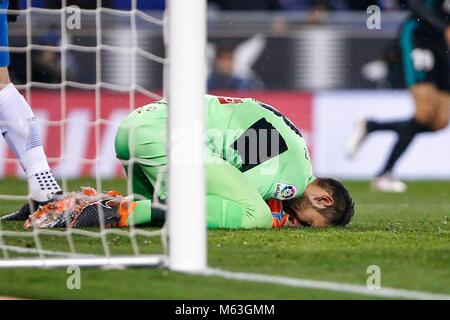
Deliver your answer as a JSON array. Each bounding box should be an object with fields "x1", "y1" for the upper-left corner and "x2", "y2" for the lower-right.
[
  {"x1": 2, "y1": 1, "x2": 449, "y2": 180},
  {"x1": 21, "y1": 0, "x2": 408, "y2": 11},
  {"x1": 6, "y1": 1, "x2": 421, "y2": 91}
]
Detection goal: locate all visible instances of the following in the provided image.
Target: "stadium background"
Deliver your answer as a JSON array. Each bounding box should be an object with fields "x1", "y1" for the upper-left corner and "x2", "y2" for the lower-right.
[
  {"x1": 0, "y1": 0, "x2": 449, "y2": 301},
  {"x1": 2, "y1": 0, "x2": 449, "y2": 180}
]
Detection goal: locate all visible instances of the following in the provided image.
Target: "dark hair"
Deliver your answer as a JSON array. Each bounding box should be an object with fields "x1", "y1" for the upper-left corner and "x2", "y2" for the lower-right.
[
  {"x1": 283, "y1": 178, "x2": 355, "y2": 227},
  {"x1": 315, "y1": 178, "x2": 355, "y2": 226}
]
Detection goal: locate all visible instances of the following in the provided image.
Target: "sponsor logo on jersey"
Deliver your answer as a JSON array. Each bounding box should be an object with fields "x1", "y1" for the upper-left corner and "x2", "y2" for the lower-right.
[
  {"x1": 218, "y1": 96, "x2": 244, "y2": 105},
  {"x1": 273, "y1": 183, "x2": 297, "y2": 200}
]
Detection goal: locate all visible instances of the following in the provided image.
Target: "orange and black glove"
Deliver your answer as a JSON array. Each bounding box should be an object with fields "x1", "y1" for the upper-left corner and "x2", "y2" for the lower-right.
[{"x1": 268, "y1": 199, "x2": 289, "y2": 228}]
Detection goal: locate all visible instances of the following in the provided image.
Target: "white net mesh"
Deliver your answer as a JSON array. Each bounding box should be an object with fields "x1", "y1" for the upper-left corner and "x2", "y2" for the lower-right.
[{"x1": 0, "y1": 1, "x2": 170, "y2": 268}]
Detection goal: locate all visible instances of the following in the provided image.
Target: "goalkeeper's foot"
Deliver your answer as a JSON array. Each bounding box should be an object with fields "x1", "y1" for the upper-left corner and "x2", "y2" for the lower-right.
[
  {"x1": 0, "y1": 191, "x2": 64, "y2": 222},
  {"x1": 71, "y1": 200, "x2": 129, "y2": 229},
  {"x1": 22, "y1": 188, "x2": 128, "y2": 229},
  {"x1": 71, "y1": 200, "x2": 121, "y2": 228}
]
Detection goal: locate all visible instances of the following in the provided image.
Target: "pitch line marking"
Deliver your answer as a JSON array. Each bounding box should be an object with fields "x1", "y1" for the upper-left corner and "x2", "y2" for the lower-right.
[
  {"x1": 0, "y1": 245, "x2": 96, "y2": 258},
  {"x1": 202, "y1": 268, "x2": 450, "y2": 300},
  {"x1": 1, "y1": 244, "x2": 448, "y2": 299}
]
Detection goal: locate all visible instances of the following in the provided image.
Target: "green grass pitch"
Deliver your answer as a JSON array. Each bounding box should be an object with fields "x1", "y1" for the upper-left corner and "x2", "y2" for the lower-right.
[{"x1": 0, "y1": 178, "x2": 449, "y2": 299}]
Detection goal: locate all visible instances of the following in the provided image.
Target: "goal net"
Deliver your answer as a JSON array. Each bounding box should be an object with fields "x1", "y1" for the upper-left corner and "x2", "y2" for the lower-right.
[{"x1": 0, "y1": 0, "x2": 206, "y2": 271}]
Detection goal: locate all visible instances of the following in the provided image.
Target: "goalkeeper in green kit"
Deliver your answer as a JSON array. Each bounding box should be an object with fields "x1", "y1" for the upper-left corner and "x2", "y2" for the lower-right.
[
  {"x1": 7, "y1": 95, "x2": 354, "y2": 229},
  {"x1": 113, "y1": 94, "x2": 355, "y2": 230}
]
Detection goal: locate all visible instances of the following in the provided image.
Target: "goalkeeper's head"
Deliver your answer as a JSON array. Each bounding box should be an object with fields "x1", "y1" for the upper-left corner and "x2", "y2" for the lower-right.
[{"x1": 282, "y1": 178, "x2": 354, "y2": 228}]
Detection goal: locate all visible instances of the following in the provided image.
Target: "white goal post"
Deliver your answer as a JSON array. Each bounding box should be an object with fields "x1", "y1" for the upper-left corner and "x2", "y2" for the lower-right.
[
  {"x1": 0, "y1": 0, "x2": 207, "y2": 272},
  {"x1": 168, "y1": 0, "x2": 207, "y2": 272}
]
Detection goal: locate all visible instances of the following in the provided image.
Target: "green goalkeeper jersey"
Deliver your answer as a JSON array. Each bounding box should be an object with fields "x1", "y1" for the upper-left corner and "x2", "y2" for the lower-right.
[
  {"x1": 115, "y1": 94, "x2": 314, "y2": 229},
  {"x1": 204, "y1": 95, "x2": 314, "y2": 201}
]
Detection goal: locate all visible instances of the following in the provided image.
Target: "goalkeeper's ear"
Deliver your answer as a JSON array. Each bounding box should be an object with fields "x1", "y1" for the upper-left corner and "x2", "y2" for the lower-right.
[{"x1": 7, "y1": 0, "x2": 20, "y2": 23}]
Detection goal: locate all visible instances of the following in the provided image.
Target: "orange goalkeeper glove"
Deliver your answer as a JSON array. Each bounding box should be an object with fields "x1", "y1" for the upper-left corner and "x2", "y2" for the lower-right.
[{"x1": 268, "y1": 199, "x2": 289, "y2": 228}]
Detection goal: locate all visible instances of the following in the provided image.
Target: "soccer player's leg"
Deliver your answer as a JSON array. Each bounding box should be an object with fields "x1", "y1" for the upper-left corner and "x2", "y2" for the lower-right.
[
  {"x1": 115, "y1": 106, "x2": 168, "y2": 198},
  {"x1": 0, "y1": 0, "x2": 10, "y2": 82},
  {"x1": 114, "y1": 110, "x2": 167, "y2": 227},
  {"x1": 116, "y1": 155, "x2": 272, "y2": 229},
  {"x1": 372, "y1": 34, "x2": 449, "y2": 191},
  {"x1": 121, "y1": 163, "x2": 155, "y2": 201},
  {"x1": 122, "y1": 164, "x2": 167, "y2": 227},
  {"x1": 115, "y1": 117, "x2": 149, "y2": 199},
  {"x1": 350, "y1": 22, "x2": 443, "y2": 192},
  {"x1": 432, "y1": 91, "x2": 450, "y2": 131},
  {"x1": 0, "y1": 1, "x2": 62, "y2": 221},
  {"x1": 125, "y1": 155, "x2": 272, "y2": 229},
  {"x1": 429, "y1": 52, "x2": 450, "y2": 131}
]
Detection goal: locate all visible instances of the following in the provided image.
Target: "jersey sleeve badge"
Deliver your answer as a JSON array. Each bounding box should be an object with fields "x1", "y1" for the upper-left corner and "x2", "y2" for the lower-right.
[{"x1": 273, "y1": 183, "x2": 298, "y2": 200}]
